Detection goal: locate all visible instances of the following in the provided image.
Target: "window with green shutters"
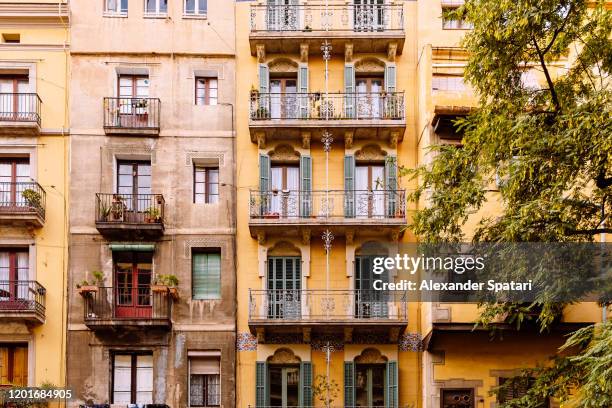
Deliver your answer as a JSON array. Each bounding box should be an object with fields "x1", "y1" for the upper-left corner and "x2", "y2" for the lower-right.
[{"x1": 192, "y1": 250, "x2": 221, "y2": 300}]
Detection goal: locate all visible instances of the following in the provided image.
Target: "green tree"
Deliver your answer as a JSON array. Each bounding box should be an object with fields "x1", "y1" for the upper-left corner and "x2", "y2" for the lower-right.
[{"x1": 405, "y1": 0, "x2": 612, "y2": 406}]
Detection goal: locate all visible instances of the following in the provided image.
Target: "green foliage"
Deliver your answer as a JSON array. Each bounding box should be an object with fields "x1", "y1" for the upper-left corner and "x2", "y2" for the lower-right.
[
  {"x1": 312, "y1": 374, "x2": 340, "y2": 408},
  {"x1": 22, "y1": 188, "x2": 42, "y2": 209},
  {"x1": 404, "y1": 1, "x2": 612, "y2": 406},
  {"x1": 153, "y1": 274, "x2": 179, "y2": 287},
  {"x1": 91, "y1": 270, "x2": 104, "y2": 285}
]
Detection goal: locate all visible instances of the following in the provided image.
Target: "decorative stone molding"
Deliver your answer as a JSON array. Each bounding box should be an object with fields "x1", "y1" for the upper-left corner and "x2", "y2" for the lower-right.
[
  {"x1": 256, "y1": 44, "x2": 266, "y2": 63},
  {"x1": 183, "y1": 238, "x2": 229, "y2": 259},
  {"x1": 300, "y1": 43, "x2": 309, "y2": 63},
  {"x1": 269, "y1": 57, "x2": 298, "y2": 73},
  {"x1": 268, "y1": 144, "x2": 301, "y2": 162},
  {"x1": 355, "y1": 144, "x2": 387, "y2": 161},
  {"x1": 257, "y1": 231, "x2": 266, "y2": 245},
  {"x1": 387, "y1": 42, "x2": 398, "y2": 62},
  {"x1": 106, "y1": 146, "x2": 155, "y2": 164},
  {"x1": 256, "y1": 132, "x2": 266, "y2": 149},
  {"x1": 267, "y1": 348, "x2": 301, "y2": 364},
  {"x1": 301, "y1": 229, "x2": 311, "y2": 245},
  {"x1": 301, "y1": 132, "x2": 311, "y2": 149},
  {"x1": 345, "y1": 43, "x2": 354, "y2": 63},
  {"x1": 344, "y1": 131, "x2": 354, "y2": 149},
  {"x1": 267, "y1": 240, "x2": 301, "y2": 256},
  {"x1": 389, "y1": 132, "x2": 399, "y2": 149},
  {"x1": 354, "y1": 348, "x2": 388, "y2": 364},
  {"x1": 355, "y1": 57, "x2": 385, "y2": 73},
  {"x1": 185, "y1": 151, "x2": 225, "y2": 167}
]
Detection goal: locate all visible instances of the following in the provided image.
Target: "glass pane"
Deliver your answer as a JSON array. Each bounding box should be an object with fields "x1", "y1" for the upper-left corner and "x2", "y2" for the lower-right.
[
  {"x1": 198, "y1": 0, "x2": 207, "y2": 14},
  {"x1": 195, "y1": 168, "x2": 205, "y2": 182},
  {"x1": 145, "y1": 0, "x2": 156, "y2": 12},
  {"x1": 185, "y1": 0, "x2": 195, "y2": 13},
  {"x1": 190, "y1": 375, "x2": 204, "y2": 406},
  {"x1": 113, "y1": 355, "x2": 132, "y2": 403},
  {"x1": 160, "y1": 0, "x2": 168, "y2": 12}
]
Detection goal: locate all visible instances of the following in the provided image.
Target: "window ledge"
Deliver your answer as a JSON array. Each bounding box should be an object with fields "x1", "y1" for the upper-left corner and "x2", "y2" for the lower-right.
[
  {"x1": 183, "y1": 13, "x2": 208, "y2": 19},
  {"x1": 103, "y1": 12, "x2": 128, "y2": 18},
  {"x1": 143, "y1": 12, "x2": 169, "y2": 19}
]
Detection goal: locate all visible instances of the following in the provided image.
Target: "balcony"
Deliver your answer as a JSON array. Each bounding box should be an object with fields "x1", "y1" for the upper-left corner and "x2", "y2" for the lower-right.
[
  {"x1": 248, "y1": 289, "x2": 408, "y2": 342},
  {"x1": 0, "y1": 182, "x2": 46, "y2": 228},
  {"x1": 249, "y1": 92, "x2": 405, "y2": 146},
  {"x1": 95, "y1": 193, "x2": 165, "y2": 240},
  {"x1": 0, "y1": 280, "x2": 46, "y2": 325},
  {"x1": 249, "y1": 189, "x2": 406, "y2": 240},
  {"x1": 0, "y1": 93, "x2": 41, "y2": 136},
  {"x1": 83, "y1": 286, "x2": 172, "y2": 330},
  {"x1": 249, "y1": 4, "x2": 404, "y2": 55},
  {"x1": 103, "y1": 97, "x2": 161, "y2": 136}
]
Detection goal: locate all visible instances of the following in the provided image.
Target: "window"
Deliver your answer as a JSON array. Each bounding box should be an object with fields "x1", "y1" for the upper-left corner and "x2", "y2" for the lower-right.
[
  {"x1": 0, "y1": 158, "x2": 30, "y2": 208},
  {"x1": 192, "y1": 250, "x2": 221, "y2": 300},
  {"x1": 0, "y1": 344, "x2": 28, "y2": 386},
  {"x1": 432, "y1": 74, "x2": 466, "y2": 92},
  {"x1": 0, "y1": 250, "x2": 29, "y2": 302},
  {"x1": 112, "y1": 353, "x2": 153, "y2": 404},
  {"x1": 195, "y1": 77, "x2": 218, "y2": 106},
  {"x1": 185, "y1": 0, "x2": 207, "y2": 16},
  {"x1": 268, "y1": 365, "x2": 300, "y2": 407},
  {"x1": 113, "y1": 251, "x2": 153, "y2": 318},
  {"x1": 194, "y1": 166, "x2": 219, "y2": 204},
  {"x1": 145, "y1": 0, "x2": 168, "y2": 16},
  {"x1": 189, "y1": 353, "x2": 220, "y2": 407},
  {"x1": 441, "y1": 388, "x2": 474, "y2": 408},
  {"x1": 441, "y1": 1, "x2": 473, "y2": 30},
  {"x1": 105, "y1": 0, "x2": 128, "y2": 15},
  {"x1": 498, "y1": 377, "x2": 548, "y2": 406},
  {"x1": 355, "y1": 364, "x2": 386, "y2": 407}
]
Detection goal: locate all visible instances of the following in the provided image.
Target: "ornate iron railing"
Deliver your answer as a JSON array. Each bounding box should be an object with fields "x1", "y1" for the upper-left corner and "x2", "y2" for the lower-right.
[
  {"x1": 0, "y1": 182, "x2": 46, "y2": 220},
  {"x1": 250, "y1": 4, "x2": 404, "y2": 32},
  {"x1": 95, "y1": 193, "x2": 165, "y2": 225},
  {"x1": 250, "y1": 190, "x2": 406, "y2": 220},
  {"x1": 83, "y1": 286, "x2": 171, "y2": 322},
  {"x1": 103, "y1": 97, "x2": 161, "y2": 131},
  {"x1": 249, "y1": 289, "x2": 408, "y2": 321},
  {"x1": 250, "y1": 92, "x2": 405, "y2": 121},
  {"x1": 0, "y1": 280, "x2": 46, "y2": 320},
  {"x1": 0, "y1": 93, "x2": 41, "y2": 125}
]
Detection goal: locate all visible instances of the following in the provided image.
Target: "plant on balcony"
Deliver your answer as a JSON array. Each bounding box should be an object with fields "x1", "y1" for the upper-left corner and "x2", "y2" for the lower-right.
[
  {"x1": 98, "y1": 201, "x2": 111, "y2": 221},
  {"x1": 76, "y1": 280, "x2": 97, "y2": 296},
  {"x1": 145, "y1": 206, "x2": 161, "y2": 223},
  {"x1": 151, "y1": 274, "x2": 180, "y2": 299},
  {"x1": 110, "y1": 195, "x2": 125, "y2": 221},
  {"x1": 21, "y1": 188, "x2": 41, "y2": 210},
  {"x1": 312, "y1": 374, "x2": 339, "y2": 408},
  {"x1": 255, "y1": 105, "x2": 269, "y2": 119}
]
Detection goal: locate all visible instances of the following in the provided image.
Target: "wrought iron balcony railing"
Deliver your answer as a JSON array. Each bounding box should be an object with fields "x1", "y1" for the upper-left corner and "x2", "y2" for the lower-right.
[
  {"x1": 250, "y1": 4, "x2": 404, "y2": 32},
  {"x1": 250, "y1": 190, "x2": 406, "y2": 220},
  {"x1": 0, "y1": 182, "x2": 46, "y2": 220},
  {"x1": 95, "y1": 193, "x2": 165, "y2": 225},
  {"x1": 83, "y1": 286, "x2": 171, "y2": 324},
  {"x1": 0, "y1": 280, "x2": 46, "y2": 321},
  {"x1": 103, "y1": 97, "x2": 161, "y2": 132},
  {"x1": 0, "y1": 93, "x2": 41, "y2": 125},
  {"x1": 249, "y1": 289, "x2": 408, "y2": 322},
  {"x1": 250, "y1": 92, "x2": 405, "y2": 121}
]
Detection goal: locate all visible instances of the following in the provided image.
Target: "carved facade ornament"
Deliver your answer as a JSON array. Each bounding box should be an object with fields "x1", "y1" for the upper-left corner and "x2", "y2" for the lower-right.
[
  {"x1": 269, "y1": 58, "x2": 298, "y2": 73},
  {"x1": 300, "y1": 43, "x2": 309, "y2": 63},
  {"x1": 301, "y1": 132, "x2": 311, "y2": 149},
  {"x1": 268, "y1": 240, "x2": 301, "y2": 256},
  {"x1": 267, "y1": 348, "x2": 302, "y2": 364},
  {"x1": 345, "y1": 229, "x2": 355, "y2": 245},
  {"x1": 269, "y1": 144, "x2": 301, "y2": 162},
  {"x1": 387, "y1": 42, "x2": 398, "y2": 62},
  {"x1": 354, "y1": 348, "x2": 388, "y2": 364},
  {"x1": 344, "y1": 131, "x2": 354, "y2": 149},
  {"x1": 355, "y1": 144, "x2": 387, "y2": 161},
  {"x1": 390, "y1": 229, "x2": 401, "y2": 242},
  {"x1": 256, "y1": 132, "x2": 266, "y2": 149},
  {"x1": 389, "y1": 132, "x2": 399, "y2": 149},
  {"x1": 344, "y1": 43, "x2": 354, "y2": 63},
  {"x1": 256, "y1": 44, "x2": 266, "y2": 63},
  {"x1": 301, "y1": 229, "x2": 311, "y2": 245},
  {"x1": 257, "y1": 232, "x2": 266, "y2": 245},
  {"x1": 354, "y1": 57, "x2": 385, "y2": 73}
]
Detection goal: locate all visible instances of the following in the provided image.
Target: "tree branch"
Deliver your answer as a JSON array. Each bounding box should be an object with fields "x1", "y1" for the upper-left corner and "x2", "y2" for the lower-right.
[{"x1": 532, "y1": 36, "x2": 562, "y2": 112}]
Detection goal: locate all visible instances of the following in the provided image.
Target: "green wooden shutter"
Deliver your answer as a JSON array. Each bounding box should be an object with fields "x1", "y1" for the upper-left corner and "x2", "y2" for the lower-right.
[
  {"x1": 192, "y1": 252, "x2": 221, "y2": 300},
  {"x1": 385, "y1": 155, "x2": 398, "y2": 217},
  {"x1": 259, "y1": 64, "x2": 270, "y2": 118},
  {"x1": 344, "y1": 361, "x2": 355, "y2": 407},
  {"x1": 385, "y1": 64, "x2": 397, "y2": 93},
  {"x1": 344, "y1": 155, "x2": 355, "y2": 217},
  {"x1": 259, "y1": 64, "x2": 269, "y2": 93},
  {"x1": 386, "y1": 361, "x2": 398, "y2": 408},
  {"x1": 259, "y1": 154, "x2": 270, "y2": 216},
  {"x1": 255, "y1": 361, "x2": 268, "y2": 408},
  {"x1": 298, "y1": 63, "x2": 309, "y2": 118},
  {"x1": 300, "y1": 155, "x2": 312, "y2": 217},
  {"x1": 344, "y1": 64, "x2": 355, "y2": 118},
  {"x1": 299, "y1": 362, "x2": 313, "y2": 407}
]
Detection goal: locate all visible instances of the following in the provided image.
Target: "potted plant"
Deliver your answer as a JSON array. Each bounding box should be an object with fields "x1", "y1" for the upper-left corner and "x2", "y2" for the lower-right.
[
  {"x1": 77, "y1": 271, "x2": 104, "y2": 296},
  {"x1": 151, "y1": 274, "x2": 180, "y2": 299},
  {"x1": 145, "y1": 206, "x2": 161, "y2": 223},
  {"x1": 255, "y1": 105, "x2": 269, "y2": 119},
  {"x1": 99, "y1": 201, "x2": 111, "y2": 221},
  {"x1": 22, "y1": 188, "x2": 42, "y2": 210},
  {"x1": 111, "y1": 195, "x2": 124, "y2": 221}
]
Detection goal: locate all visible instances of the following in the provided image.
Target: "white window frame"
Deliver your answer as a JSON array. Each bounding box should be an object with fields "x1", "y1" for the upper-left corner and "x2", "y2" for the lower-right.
[
  {"x1": 104, "y1": 0, "x2": 128, "y2": 17},
  {"x1": 184, "y1": 0, "x2": 207, "y2": 17},
  {"x1": 144, "y1": 0, "x2": 168, "y2": 17}
]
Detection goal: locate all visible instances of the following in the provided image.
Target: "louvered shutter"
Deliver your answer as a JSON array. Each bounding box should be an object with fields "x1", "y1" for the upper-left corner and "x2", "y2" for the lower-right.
[
  {"x1": 385, "y1": 156, "x2": 398, "y2": 217},
  {"x1": 255, "y1": 361, "x2": 268, "y2": 407},
  {"x1": 298, "y1": 63, "x2": 309, "y2": 118},
  {"x1": 300, "y1": 155, "x2": 312, "y2": 217},
  {"x1": 344, "y1": 361, "x2": 355, "y2": 407},
  {"x1": 385, "y1": 64, "x2": 397, "y2": 93},
  {"x1": 386, "y1": 361, "x2": 398, "y2": 408},
  {"x1": 344, "y1": 64, "x2": 355, "y2": 118},
  {"x1": 299, "y1": 362, "x2": 313, "y2": 407},
  {"x1": 344, "y1": 155, "x2": 356, "y2": 217},
  {"x1": 258, "y1": 64, "x2": 270, "y2": 118},
  {"x1": 259, "y1": 154, "x2": 271, "y2": 216}
]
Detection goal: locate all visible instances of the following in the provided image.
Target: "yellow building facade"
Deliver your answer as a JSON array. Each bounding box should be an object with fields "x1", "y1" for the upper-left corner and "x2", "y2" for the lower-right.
[
  {"x1": 236, "y1": 1, "x2": 607, "y2": 408},
  {"x1": 0, "y1": 0, "x2": 68, "y2": 390}
]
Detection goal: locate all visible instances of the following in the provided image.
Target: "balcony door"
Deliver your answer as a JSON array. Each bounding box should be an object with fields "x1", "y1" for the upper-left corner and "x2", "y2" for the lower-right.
[
  {"x1": 0, "y1": 344, "x2": 28, "y2": 386},
  {"x1": 268, "y1": 365, "x2": 300, "y2": 407},
  {"x1": 355, "y1": 364, "x2": 386, "y2": 407},
  {"x1": 270, "y1": 164, "x2": 299, "y2": 217},
  {"x1": 355, "y1": 255, "x2": 388, "y2": 318},
  {"x1": 353, "y1": 0, "x2": 385, "y2": 31},
  {"x1": 0, "y1": 159, "x2": 30, "y2": 209},
  {"x1": 117, "y1": 160, "x2": 151, "y2": 222},
  {"x1": 356, "y1": 76, "x2": 383, "y2": 119},
  {"x1": 117, "y1": 75, "x2": 150, "y2": 126},
  {"x1": 114, "y1": 252, "x2": 153, "y2": 319},
  {"x1": 0, "y1": 76, "x2": 29, "y2": 120},
  {"x1": 267, "y1": 256, "x2": 301, "y2": 319},
  {"x1": 0, "y1": 250, "x2": 29, "y2": 308},
  {"x1": 355, "y1": 163, "x2": 385, "y2": 218},
  {"x1": 270, "y1": 77, "x2": 297, "y2": 119},
  {"x1": 266, "y1": 0, "x2": 299, "y2": 31}
]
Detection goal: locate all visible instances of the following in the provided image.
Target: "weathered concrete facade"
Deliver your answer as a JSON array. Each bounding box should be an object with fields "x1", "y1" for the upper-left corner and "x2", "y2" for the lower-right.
[{"x1": 67, "y1": 1, "x2": 235, "y2": 407}]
